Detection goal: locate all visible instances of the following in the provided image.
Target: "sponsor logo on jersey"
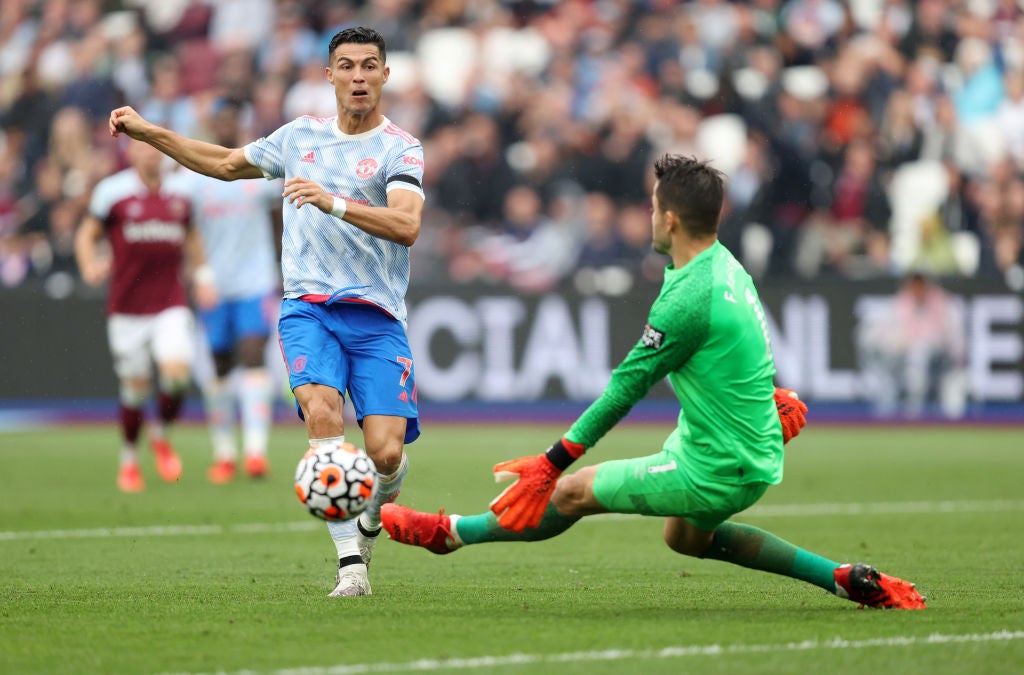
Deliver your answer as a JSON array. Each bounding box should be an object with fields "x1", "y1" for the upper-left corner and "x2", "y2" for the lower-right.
[
  {"x1": 641, "y1": 323, "x2": 665, "y2": 349},
  {"x1": 356, "y1": 158, "x2": 379, "y2": 179},
  {"x1": 123, "y1": 220, "x2": 187, "y2": 244},
  {"x1": 647, "y1": 459, "x2": 677, "y2": 474},
  {"x1": 402, "y1": 155, "x2": 424, "y2": 168},
  {"x1": 291, "y1": 355, "x2": 307, "y2": 373},
  {"x1": 301, "y1": 151, "x2": 315, "y2": 163}
]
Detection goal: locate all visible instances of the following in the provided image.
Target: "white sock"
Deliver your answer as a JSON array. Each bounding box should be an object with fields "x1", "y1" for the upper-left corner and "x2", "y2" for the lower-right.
[
  {"x1": 239, "y1": 368, "x2": 272, "y2": 457},
  {"x1": 120, "y1": 444, "x2": 139, "y2": 467},
  {"x1": 313, "y1": 436, "x2": 358, "y2": 562},
  {"x1": 148, "y1": 421, "x2": 166, "y2": 441},
  {"x1": 309, "y1": 435, "x2": 344, "y2": 449},
  {"x1": 327, "y1": 519, "x2": 360, "y2": 562},
  {"x1": 360, "y1": 452, "x2": 408, "y2": 531},
  {"x1": 204, "y1": 377, "x2": 237, "y2": 462},
  {"x1": 448, "y1": 514, "x2": 464, "y2": 547}
]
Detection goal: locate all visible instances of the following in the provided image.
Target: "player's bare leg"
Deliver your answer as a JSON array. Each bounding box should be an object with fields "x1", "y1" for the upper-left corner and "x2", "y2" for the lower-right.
[
  {"x1": 356, "y1": 415, "x2": 408, "y2": 563},
  {"x1": 294, "y1": 384, "x2": 369, "y2": 596},
  {"x1": 325, "y1": 415, "x2": 408, "y2": 598}
]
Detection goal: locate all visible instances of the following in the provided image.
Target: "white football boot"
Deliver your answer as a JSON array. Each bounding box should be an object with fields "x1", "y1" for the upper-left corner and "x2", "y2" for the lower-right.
[{"x1": 328, "y1": 562, "x2": 371, "y2": 597}]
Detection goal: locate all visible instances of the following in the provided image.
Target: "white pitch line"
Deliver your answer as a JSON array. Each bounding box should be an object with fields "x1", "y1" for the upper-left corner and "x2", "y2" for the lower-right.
[
  {"x1": 0, "y1": 521, "x2": 321, "y2": 541},
  {"x1": 164, "y1": 630, "x2": 1024, "y2": 675},
  {"x1": 2, "y1": 499, "x2": 1023, "y2": 542}
]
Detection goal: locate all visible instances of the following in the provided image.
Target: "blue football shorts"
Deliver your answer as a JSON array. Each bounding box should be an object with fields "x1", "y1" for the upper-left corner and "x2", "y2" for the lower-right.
[
  {"x1": 199, "y1": 294, "x2": 274, "y2": 353},
  {"x1": 277, "y1": 298, "x2": 420, "y2": 444}
]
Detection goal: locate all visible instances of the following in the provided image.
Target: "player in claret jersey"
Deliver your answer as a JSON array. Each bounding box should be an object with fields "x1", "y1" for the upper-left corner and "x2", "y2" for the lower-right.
[
  {"x1": 75, "y1": 140, "x2": 217, "y2": 493},
  {"x1": 108, "y1": 26, "x2": 424, "y2": 597},
  {"x1": 382, "y1": 155, "x2": 926, "y2": 611}
]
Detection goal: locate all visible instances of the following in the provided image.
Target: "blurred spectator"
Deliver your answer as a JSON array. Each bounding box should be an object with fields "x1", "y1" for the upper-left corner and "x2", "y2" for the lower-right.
[
  {"x1": 1, "y1": 0, "x2": 1023, "y2": 295},
  {"x1": 996, "y1": 69, "x2": 1024, "y2": 171},
  {"x1": 898, "y1": 0, "x2": 958, "y2": 62},
  {"x1": 878, "y1": 88, "x2": 924, "y2": 169},
  {"x1": 435, "y1": 113, "x2": 517, "y2": 226},
  {"x1": 972, "y1": 158, "x2": 1024, "y2": 283},
  {"x1": 283, "y1": 58, "x2": 337, "y2": 120},
  {"x1": 796, "y1": 140, "x2": 892, "y2": 278},
  {"x1": 575, "y1": 192, "x2": 627, "y2": 270},
  {"x1": 205, "y1": 0, "x2": 275, "y2": 52},
  {"x1": 138, "y1": 54, "x2": 200, "y2": 137},
  {"x1": 257, "y1": 1, "x2": 319, "y2": 79},
  {"x1": 452, "y1": 184, "x2": 583, "y2": 292},
  {"x1": 858, "y1": 272, "x2": 968, "y2": 419}
]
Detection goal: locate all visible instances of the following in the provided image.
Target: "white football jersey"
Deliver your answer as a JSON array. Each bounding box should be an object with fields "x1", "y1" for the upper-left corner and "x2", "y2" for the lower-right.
[
  {"x1": 244, "y1": 115, "x2": 425, "y2": 325},
  {"x1": 177, "y1": 170, "x2": 281, "y2": 300}
]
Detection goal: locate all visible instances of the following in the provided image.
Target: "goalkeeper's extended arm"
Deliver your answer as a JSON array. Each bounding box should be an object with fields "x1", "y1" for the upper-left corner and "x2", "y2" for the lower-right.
[{"x1": 489, "y1": 438, "x2": 586, "y2": 532}]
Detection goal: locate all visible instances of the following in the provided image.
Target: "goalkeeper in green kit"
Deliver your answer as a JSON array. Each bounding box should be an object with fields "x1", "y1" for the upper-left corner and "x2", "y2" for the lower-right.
[{"x1": 383, "y1": 155, "x2": 925, "y2": 610}]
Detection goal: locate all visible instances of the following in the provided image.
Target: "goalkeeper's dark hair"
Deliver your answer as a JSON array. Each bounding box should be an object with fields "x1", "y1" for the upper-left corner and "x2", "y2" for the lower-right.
[
  {"x1": 653, "y1": 154, "x2": 725, "y2": 237},
  {"x1": 328, "y1": 26, "x2": 387, "y2": 64}
]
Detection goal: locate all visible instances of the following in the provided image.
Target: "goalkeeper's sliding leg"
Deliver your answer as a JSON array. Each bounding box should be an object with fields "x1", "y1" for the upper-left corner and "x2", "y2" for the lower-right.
[{"x1": 381, "y1": 463, "x2": 924, "y2": 610}]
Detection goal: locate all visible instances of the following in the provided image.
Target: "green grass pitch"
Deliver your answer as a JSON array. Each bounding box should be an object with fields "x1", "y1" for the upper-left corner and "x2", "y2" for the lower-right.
[{"x1": 1, "y1": 422, "x2": 1022, "y2": 674}]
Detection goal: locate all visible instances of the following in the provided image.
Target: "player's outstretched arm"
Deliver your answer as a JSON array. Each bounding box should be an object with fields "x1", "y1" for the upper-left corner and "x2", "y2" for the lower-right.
[
  {"x1": 73, "y1": 215, "x2": 110, "y2": 286},
  {"x1": 185, "y1": 228, "x2": 218, "y2": 310},
  {"x1": 109, "y1": 106, "x2": 263, "y2": 182}
]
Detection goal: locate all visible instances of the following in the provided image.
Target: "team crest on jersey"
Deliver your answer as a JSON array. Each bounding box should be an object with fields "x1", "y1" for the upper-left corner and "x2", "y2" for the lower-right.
[
  {"x1": 168, "y1": 197, "x2": 187, "y2": 219},
  {"x1": 641, "y1": 323, "x2": 665, "y2": 350},
  {"x1": 356, "y1": 158, "x2": 379, "y2": 179},
  {"x1": 127, "y1": 201, "x2": 143, "y2": 219}
]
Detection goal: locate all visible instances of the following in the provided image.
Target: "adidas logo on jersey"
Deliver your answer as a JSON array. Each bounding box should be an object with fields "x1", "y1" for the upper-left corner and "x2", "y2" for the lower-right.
[{"x1": 301, "y1": 151, "x2": 315, "y2": 163}]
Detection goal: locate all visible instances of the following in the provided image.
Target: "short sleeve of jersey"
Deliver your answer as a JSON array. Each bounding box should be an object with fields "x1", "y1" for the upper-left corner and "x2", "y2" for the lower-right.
[
  {"x1": 244, "y1": 122, "x2": 292, "y2": 180},
  {"x1": 88, "y1": 178, "x2": 116, "y2": 222},
  {"x1": 565, "y1": 263, "x2": 712, "y2": 449},
  {"x1": 384, "y1": 143, "x2": 425, "y2": 200}
]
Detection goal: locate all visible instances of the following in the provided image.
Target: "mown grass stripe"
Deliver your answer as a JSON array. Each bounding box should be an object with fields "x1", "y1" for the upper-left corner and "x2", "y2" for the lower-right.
[
  {"x1": 3, "y1": 499, "x2": 1024, "y2": 541},
  {"x1": 168, "y1": 630, "x2": 1024, "y2": 675}
]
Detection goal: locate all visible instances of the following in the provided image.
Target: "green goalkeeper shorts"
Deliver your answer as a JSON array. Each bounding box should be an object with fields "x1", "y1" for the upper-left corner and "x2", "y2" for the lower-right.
[{"x1": 591, "y1": 448, "x2": 769, "y2": 532}]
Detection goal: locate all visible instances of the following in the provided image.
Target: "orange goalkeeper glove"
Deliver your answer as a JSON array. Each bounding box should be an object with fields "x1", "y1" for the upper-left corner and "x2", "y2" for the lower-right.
[
  {"x1": 774, "y1": 387, "x2": 808, "y2": 443},
  {"x1": 489, "y1": 438, "x2": 585, "y2": 531}
]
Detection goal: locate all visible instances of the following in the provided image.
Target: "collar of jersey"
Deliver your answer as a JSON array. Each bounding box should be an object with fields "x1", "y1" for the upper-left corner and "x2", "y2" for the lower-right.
[
  {"x1": 665, "y1": 240, "x2": 721, "y2": 277},
  {"x1": 331, "y1": 116, "x2": 390, "y2": 141}
]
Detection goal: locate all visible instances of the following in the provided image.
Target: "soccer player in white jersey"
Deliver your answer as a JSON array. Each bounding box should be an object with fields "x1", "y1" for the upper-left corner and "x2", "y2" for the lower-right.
[
  {"x1": 178, "y1": 99, "x2": 283, "y2": 484},
  {"x1": 107, "y1": 26, "x2": 424, "y2": 597},
  {"x1": 75, "y1": 140, "x2": 217, "y2": 492}
]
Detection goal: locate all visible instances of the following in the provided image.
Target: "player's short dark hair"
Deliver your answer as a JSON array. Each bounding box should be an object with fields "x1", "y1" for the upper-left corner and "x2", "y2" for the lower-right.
[
  {"x1": 653, "y1": 154, "x2": 725, "y2": 237},
  {"x1": 328, "y1": 26, "x2": 387, "y2": 64}
]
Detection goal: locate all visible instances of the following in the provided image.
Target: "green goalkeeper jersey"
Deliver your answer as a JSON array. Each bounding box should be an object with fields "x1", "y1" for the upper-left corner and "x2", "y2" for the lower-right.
[{"x1": 565, "y1": 240, "x2": 783, "y2": 485}]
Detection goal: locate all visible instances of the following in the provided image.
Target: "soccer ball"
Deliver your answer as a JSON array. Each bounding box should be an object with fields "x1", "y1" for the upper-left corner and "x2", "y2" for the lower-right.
[{"x1": 294, "y1": 443, "x2": 377, "y2": 521}]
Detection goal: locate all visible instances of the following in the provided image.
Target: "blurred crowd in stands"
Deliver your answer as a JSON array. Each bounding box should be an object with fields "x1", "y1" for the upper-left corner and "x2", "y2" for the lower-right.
[{"x1": 2, "y1": 0, "x2": 1024, "y2": 299}]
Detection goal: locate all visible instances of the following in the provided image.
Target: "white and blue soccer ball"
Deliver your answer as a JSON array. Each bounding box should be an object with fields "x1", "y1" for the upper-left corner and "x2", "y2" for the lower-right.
[{"x1": 294, "y1": 443, "x2": 377, "y2": 521}]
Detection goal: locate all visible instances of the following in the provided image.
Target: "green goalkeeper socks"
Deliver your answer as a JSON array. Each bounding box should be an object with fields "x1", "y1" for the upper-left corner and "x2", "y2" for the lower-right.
[
  {"x1": 701, "y1": 521, "x2": 840, "y2": 592},
  {"x1": 454, "y1": 503, "x2": 579, "y2": 545}
]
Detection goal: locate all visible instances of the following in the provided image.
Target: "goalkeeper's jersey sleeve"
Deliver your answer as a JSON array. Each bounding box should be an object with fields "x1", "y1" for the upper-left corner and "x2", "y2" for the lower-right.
[{"x1": 565, "y1": 241, "x2": 783, "y2": 485}]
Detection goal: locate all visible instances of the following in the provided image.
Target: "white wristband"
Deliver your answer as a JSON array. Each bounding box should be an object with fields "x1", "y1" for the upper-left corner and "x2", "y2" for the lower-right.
[
  {"x1": 330, "y1": 197, "x2": 348, "y2": 220},
  {"x1": 193, "y1": 264, "x2": 215, "y2": 285}
]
